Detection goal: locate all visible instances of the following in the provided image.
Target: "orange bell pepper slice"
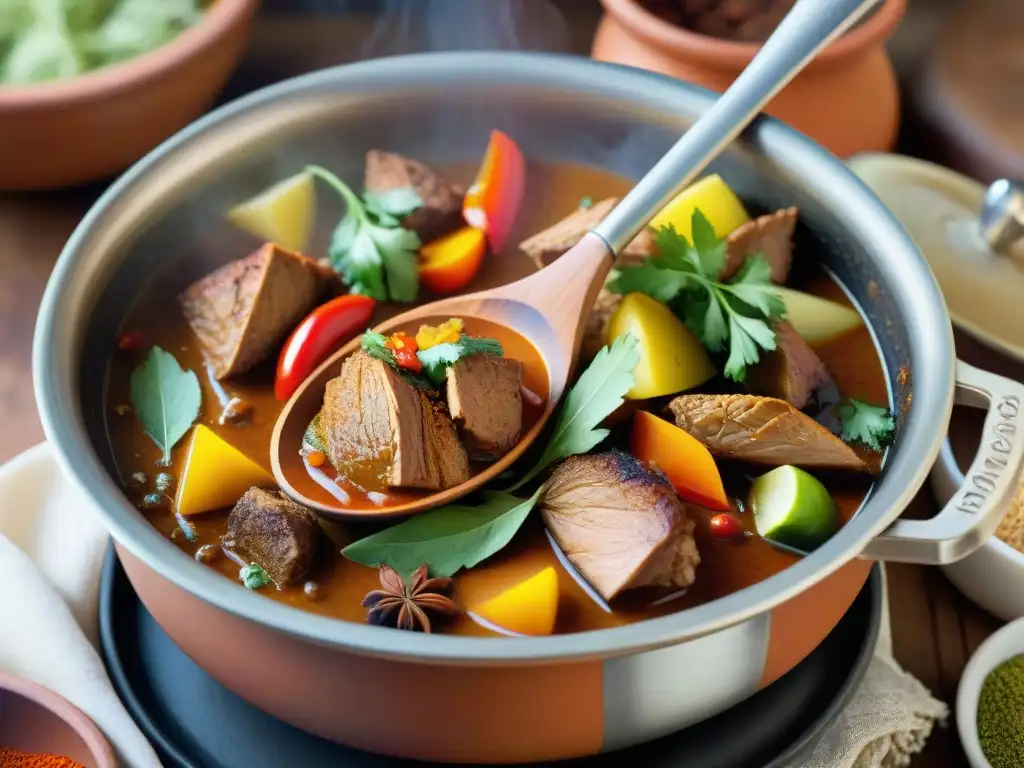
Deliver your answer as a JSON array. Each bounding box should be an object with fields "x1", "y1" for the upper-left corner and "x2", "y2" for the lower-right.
[
  {"x1": 463, "y1": 130, "x2": 525, "y2": 254},
  {"x1": 419, "y1": 226, "x2": 487, "y2": 294},
  {"x1": 630, "y1": 410, "x2": 729, "y2": 511}
]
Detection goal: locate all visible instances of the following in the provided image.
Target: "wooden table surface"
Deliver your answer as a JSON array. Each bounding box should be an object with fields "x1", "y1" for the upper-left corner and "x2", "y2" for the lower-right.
[{"x1": 1, "y1": 3, "x2": 1006, "y2": 766}]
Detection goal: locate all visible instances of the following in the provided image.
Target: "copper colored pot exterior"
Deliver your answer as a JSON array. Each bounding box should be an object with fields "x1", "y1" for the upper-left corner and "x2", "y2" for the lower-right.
[
  {"x1": 0, "y1": 0, "x2": 257, "y2": 190},
  {"x1": 118, "y1": 545, "x2": 871, "y2": 762},
  {"x1": 592, "y1": 0, "x2": 903, "y2": 158}
]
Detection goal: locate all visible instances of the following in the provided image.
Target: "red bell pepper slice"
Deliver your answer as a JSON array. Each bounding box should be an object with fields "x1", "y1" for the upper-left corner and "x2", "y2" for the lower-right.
[
  {"x1": 385, "y1": 332, "x2": 422, "y2": 373},
  {"x1": 275, "y1": 294, "x2": 376, "y2": 401},
  {"x1": 463, "y1": 130, "x2": 525, "y2": 254},
  {"x1": 419, "y1": 226, "x2": 487, "y2": 295}
]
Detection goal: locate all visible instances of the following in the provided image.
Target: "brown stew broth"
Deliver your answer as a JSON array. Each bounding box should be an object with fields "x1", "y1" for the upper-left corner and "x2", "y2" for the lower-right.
[{"x1": 105, "y1": 161, "x2": 888, "y2": 635}]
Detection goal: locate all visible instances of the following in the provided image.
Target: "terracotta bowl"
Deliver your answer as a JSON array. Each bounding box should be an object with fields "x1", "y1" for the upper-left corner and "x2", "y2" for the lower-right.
[
  {"x1": 0, "y1": 673, "x2": 116, "y2": 768},
  {"x1": 591, "y1": 0, "x2": 905, "y2": 158},
  {"x1": 0, "y1": 0, "x2": 258, "y2": 191},
  {"x1": 32, "y1": 53, "x2": 1024, "y2": 763}
]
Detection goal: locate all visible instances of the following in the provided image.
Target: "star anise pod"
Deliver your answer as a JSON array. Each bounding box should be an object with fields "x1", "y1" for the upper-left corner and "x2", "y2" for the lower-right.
[{"x1": 361, "y1": 563, "x2": 459, "y2": 633}]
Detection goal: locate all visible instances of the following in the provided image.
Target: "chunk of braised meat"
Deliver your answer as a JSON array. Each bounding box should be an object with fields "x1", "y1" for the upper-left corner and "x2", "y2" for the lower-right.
[
  {"x1": 518, "y1": 197, "x2": 656, "y2": 271},
  {"x1": 226, "y1": 487, "x2": 320, "y2": 585},
  {"x1": 667, "y1": 393, "x2": 869, "y2": 472},
  {"x1": 540, "y1": 450, "x2": 700, "y2": 602},
  {"x1": 321, "y1": 351, "x2": 469, "y2": 492},
  {"x1": 179, "y1": 243, "x2": 330, "y2": 380},
  {"x1": 446, "y1": 354, "x2": 524, "y2": 461},
  {"x1": 364, "y1": 150, "x2": 465, "y2": 244},
  {"x1": 747, "y1": 320, "x2": 836, "y2": 410},
  {"x1": 719, "y1": 207, "x2": 798, "y2": 284}
]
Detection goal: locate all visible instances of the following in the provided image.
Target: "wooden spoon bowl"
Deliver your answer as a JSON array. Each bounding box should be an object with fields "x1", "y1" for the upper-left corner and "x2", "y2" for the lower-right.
[{"x1": 271, "y1": 234, "x2": 613, "y2": 520}]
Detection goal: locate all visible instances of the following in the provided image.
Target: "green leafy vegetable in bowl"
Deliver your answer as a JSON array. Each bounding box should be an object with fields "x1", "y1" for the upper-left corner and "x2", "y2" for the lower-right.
[{"x1": 1, "y1": 0, "x2": 205, "y2": 86}]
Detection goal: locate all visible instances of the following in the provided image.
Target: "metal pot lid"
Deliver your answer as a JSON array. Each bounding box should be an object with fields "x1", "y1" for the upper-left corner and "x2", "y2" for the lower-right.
[{"x1": 849, "y1": 152, "x2": 1024, "y2": 362}]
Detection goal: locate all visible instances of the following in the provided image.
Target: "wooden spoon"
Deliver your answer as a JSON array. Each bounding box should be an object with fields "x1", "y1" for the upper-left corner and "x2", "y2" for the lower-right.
[{"x1": 271, "y1": 0, "x2": 880, "y2": 520}]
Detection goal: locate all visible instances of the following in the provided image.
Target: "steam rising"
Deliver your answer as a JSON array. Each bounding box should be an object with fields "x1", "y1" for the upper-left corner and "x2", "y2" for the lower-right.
[{"x1": 358, "y1": 0, "x2": 572, "y2": 57}]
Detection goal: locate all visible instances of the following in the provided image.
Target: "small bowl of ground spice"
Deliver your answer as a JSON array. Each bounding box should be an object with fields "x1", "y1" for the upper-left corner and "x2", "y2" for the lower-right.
[
  {"x1": 931, "y1": 436, "x2": 1024, "y2": 621},
  {"x1": 0, "y1": 673, "x2": 116, "y2": 768},
  {"x1": 958, "y1": 618, "x2": 1024, "y2": 768}
]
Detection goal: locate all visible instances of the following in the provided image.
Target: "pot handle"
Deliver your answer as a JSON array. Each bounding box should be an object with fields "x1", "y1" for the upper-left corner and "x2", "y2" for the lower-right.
[{"x1": 861, "y1": 360, "x2": 1024, "y2": 564}]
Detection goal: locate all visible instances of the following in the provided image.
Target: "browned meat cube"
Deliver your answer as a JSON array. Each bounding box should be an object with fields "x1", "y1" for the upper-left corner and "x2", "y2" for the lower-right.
[
  {"x1": 518, "y1": 197, "x2": 656, "y2": 271},
  {"x1": 719, "y1": 207, "x2": 798, "y2": 284},
  {"x1": 446, "y1": 355, "x2": 523, "y2": 461},
  {"x1": 179, "y1": 243, "x2": 328, "y2": 380},
  {"x1": 747, "y1": 321, "x2": 835, "y2": 409},
  {"x1": 364, "y1": 150, "x2": 465, "y2": 245},
  {"x1": 667, "y1": 393, "x2": 869, "y2": 472},
  {"x1": 322, "y1": 351, "x2": 469, "y2": 492},
  {"x1": 540, "y1": 450, "x2": 700, "y2": 602},
  {"x1": 226, "y1": 487, "x2": 320, "y2": 585}
]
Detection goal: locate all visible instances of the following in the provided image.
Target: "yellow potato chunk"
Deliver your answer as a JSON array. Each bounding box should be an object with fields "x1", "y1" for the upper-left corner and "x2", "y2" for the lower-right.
[
  {"x1": 176, "y1": 425, "x2": 275, "y2": 516},
  {"x1": 226, "y1": 172, "x2": 316, "y2": 252},
  {"x1": 606, "y1": 293, "x2": 716, "y2": 400},
  {"x1": 773, "y1": 286, "x2": 864, "y2": 344},
  {"x1": 472, "y1": 566, "x2": 559, "y2": 637},
  {"x1": 650, "y1": 173, "x2": 750, "y2": 242}
]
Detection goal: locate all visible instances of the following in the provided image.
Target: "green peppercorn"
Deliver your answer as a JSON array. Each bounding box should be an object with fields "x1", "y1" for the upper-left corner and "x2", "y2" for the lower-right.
[
  {"x1": 155, "y1": 472, "x2": 175, "y2": 493},
  {"x1": 141, "y1": 493, "x2": 166, "y2": 510}
]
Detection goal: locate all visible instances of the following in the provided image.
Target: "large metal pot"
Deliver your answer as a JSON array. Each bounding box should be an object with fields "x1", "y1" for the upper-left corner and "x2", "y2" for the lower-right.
[{"x1": 33, "y1": 52, "x2": 1024, "y2": 764}]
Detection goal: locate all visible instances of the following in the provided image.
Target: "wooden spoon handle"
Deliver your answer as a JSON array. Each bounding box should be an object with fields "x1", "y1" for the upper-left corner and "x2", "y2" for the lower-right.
[{"x1": 491, "y1": 232, "x2": 614, "y2": 368}]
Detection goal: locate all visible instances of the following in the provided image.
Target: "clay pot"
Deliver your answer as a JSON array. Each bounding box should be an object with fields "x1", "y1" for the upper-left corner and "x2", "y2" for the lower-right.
[
  {"x1": 592, "y1": 0, "x2": 905, "y2": 157},
  {"x1": 0, "y1": 0, "x2": 258, "y2": 191}
]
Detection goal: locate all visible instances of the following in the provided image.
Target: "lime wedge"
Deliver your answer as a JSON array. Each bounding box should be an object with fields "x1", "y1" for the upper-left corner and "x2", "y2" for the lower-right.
[
  {"x1": 226, "y1": 171, "x2": 316, "y2": 252},
  {"x1": 749, "y1": 465, "x2": 838, "y2": 551}
]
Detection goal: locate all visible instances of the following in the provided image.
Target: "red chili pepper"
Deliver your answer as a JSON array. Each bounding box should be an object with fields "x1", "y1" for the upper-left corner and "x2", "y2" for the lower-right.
[
  {"x1": 708, "y1": 513, "x2": 745, "y2": 540},
  {"x1": 275, "y1": 294, "x2": 376, "y2": 401},
  {"x1": 386, "y1": 332, "x2": 422, "y2": 374},
  {"x1": 462, "y1": 130, "x2": 525, "y2": 253}
]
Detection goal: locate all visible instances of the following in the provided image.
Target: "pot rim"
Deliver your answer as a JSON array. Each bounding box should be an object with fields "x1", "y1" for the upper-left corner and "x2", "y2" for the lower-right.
[
  {"x1": 598, "y1": 0, "x2": 906, "y2": 69},
  {"x1": 0, "y1": 0, "x2": 258, "y2": 110},
  {"x1": 33, "y1": 51, "x2": 952, "y2": 665}
]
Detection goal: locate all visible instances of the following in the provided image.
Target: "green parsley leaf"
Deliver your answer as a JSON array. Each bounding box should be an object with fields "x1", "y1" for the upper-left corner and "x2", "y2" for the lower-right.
[
  {"x1": 416, "y1": 336, "x2": 504, "y2": 385},
  {"x1": 360, "y1": 330, "x2": 395, "y2": 365},
  {"x1": 303, "y1": 410, "x2": 328, "y2": 455},
  {"x1": 607, "y1": 259, "x2": 692, "y2": 302},
  {"x1": 240, "y1": 562, "x2": 272, "y2": 590},
  {"x1": 724, "y1": 257, "x2": 786, "y2": 318},
  {"x1": 579, "y1": 196, "x2": 593, "y2": 209},
  {"x1": 837, "y1": 398, "x2": 895, "y2": 452},
  {"x1": 342, "y1": 488, "x2": 544, "y2": 578},
  {"x1": 610, "y1": 211, "x2": 782, "y2": 382},
  {"x1": 308, "y1": 165, "x2": 422, "y2": 302},
  {"x1": 129, "y1": 346, "x2": 201, "y2": 466},
  {"x1": 510, "y1": 332, "x2": 640, "y2": 490},
  {"x1": 689, "y1": 209, "x2": 728, "y2": 277},
  {"x1": 365, "y1": 187, "x2": 423, "y2": 217}
]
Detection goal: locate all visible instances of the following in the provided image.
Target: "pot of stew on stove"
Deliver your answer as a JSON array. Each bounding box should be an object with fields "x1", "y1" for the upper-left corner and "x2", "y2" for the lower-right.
[{"x1": 32, "y1": 52, "x2": 1024, "y2": 764}]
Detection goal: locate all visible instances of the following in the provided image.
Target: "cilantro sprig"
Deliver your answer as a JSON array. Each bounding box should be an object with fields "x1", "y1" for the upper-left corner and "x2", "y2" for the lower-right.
[
  {"x1": 837, "y1": 398, "x2": 895, "y2": 452},
  {"x1": 306, "y1": 165, "x2": 422, "y2": 302},
  {"x1": 417, "y1": 337, "x2": 503, "y2": 385},
  {"x1": 608, "y1": 210, "x2": 784, "y2": 382}
]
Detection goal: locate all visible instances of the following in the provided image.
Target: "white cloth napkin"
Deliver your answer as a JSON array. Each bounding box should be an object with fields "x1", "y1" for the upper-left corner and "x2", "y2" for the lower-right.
[
  {"x1": 0, "y1": 443, "x2": 161, "y2": 768},
  {"x1": 797, "y1": 571, "x2": 950, "y2": 768},
  {"x1": 0, "y1": 442, "x2": 948, "y2": 768}
]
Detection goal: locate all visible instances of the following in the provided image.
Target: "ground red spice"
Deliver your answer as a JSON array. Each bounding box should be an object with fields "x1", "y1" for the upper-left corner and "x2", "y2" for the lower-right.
[{"x1": 0, "y1": 747, "x2": 86, "y2": 768}]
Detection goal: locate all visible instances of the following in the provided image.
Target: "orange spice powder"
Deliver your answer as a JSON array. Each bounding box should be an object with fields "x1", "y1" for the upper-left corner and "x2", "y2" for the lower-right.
[{"x1": 0, "y1": 747, "x2": 86, "y2": 768}]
